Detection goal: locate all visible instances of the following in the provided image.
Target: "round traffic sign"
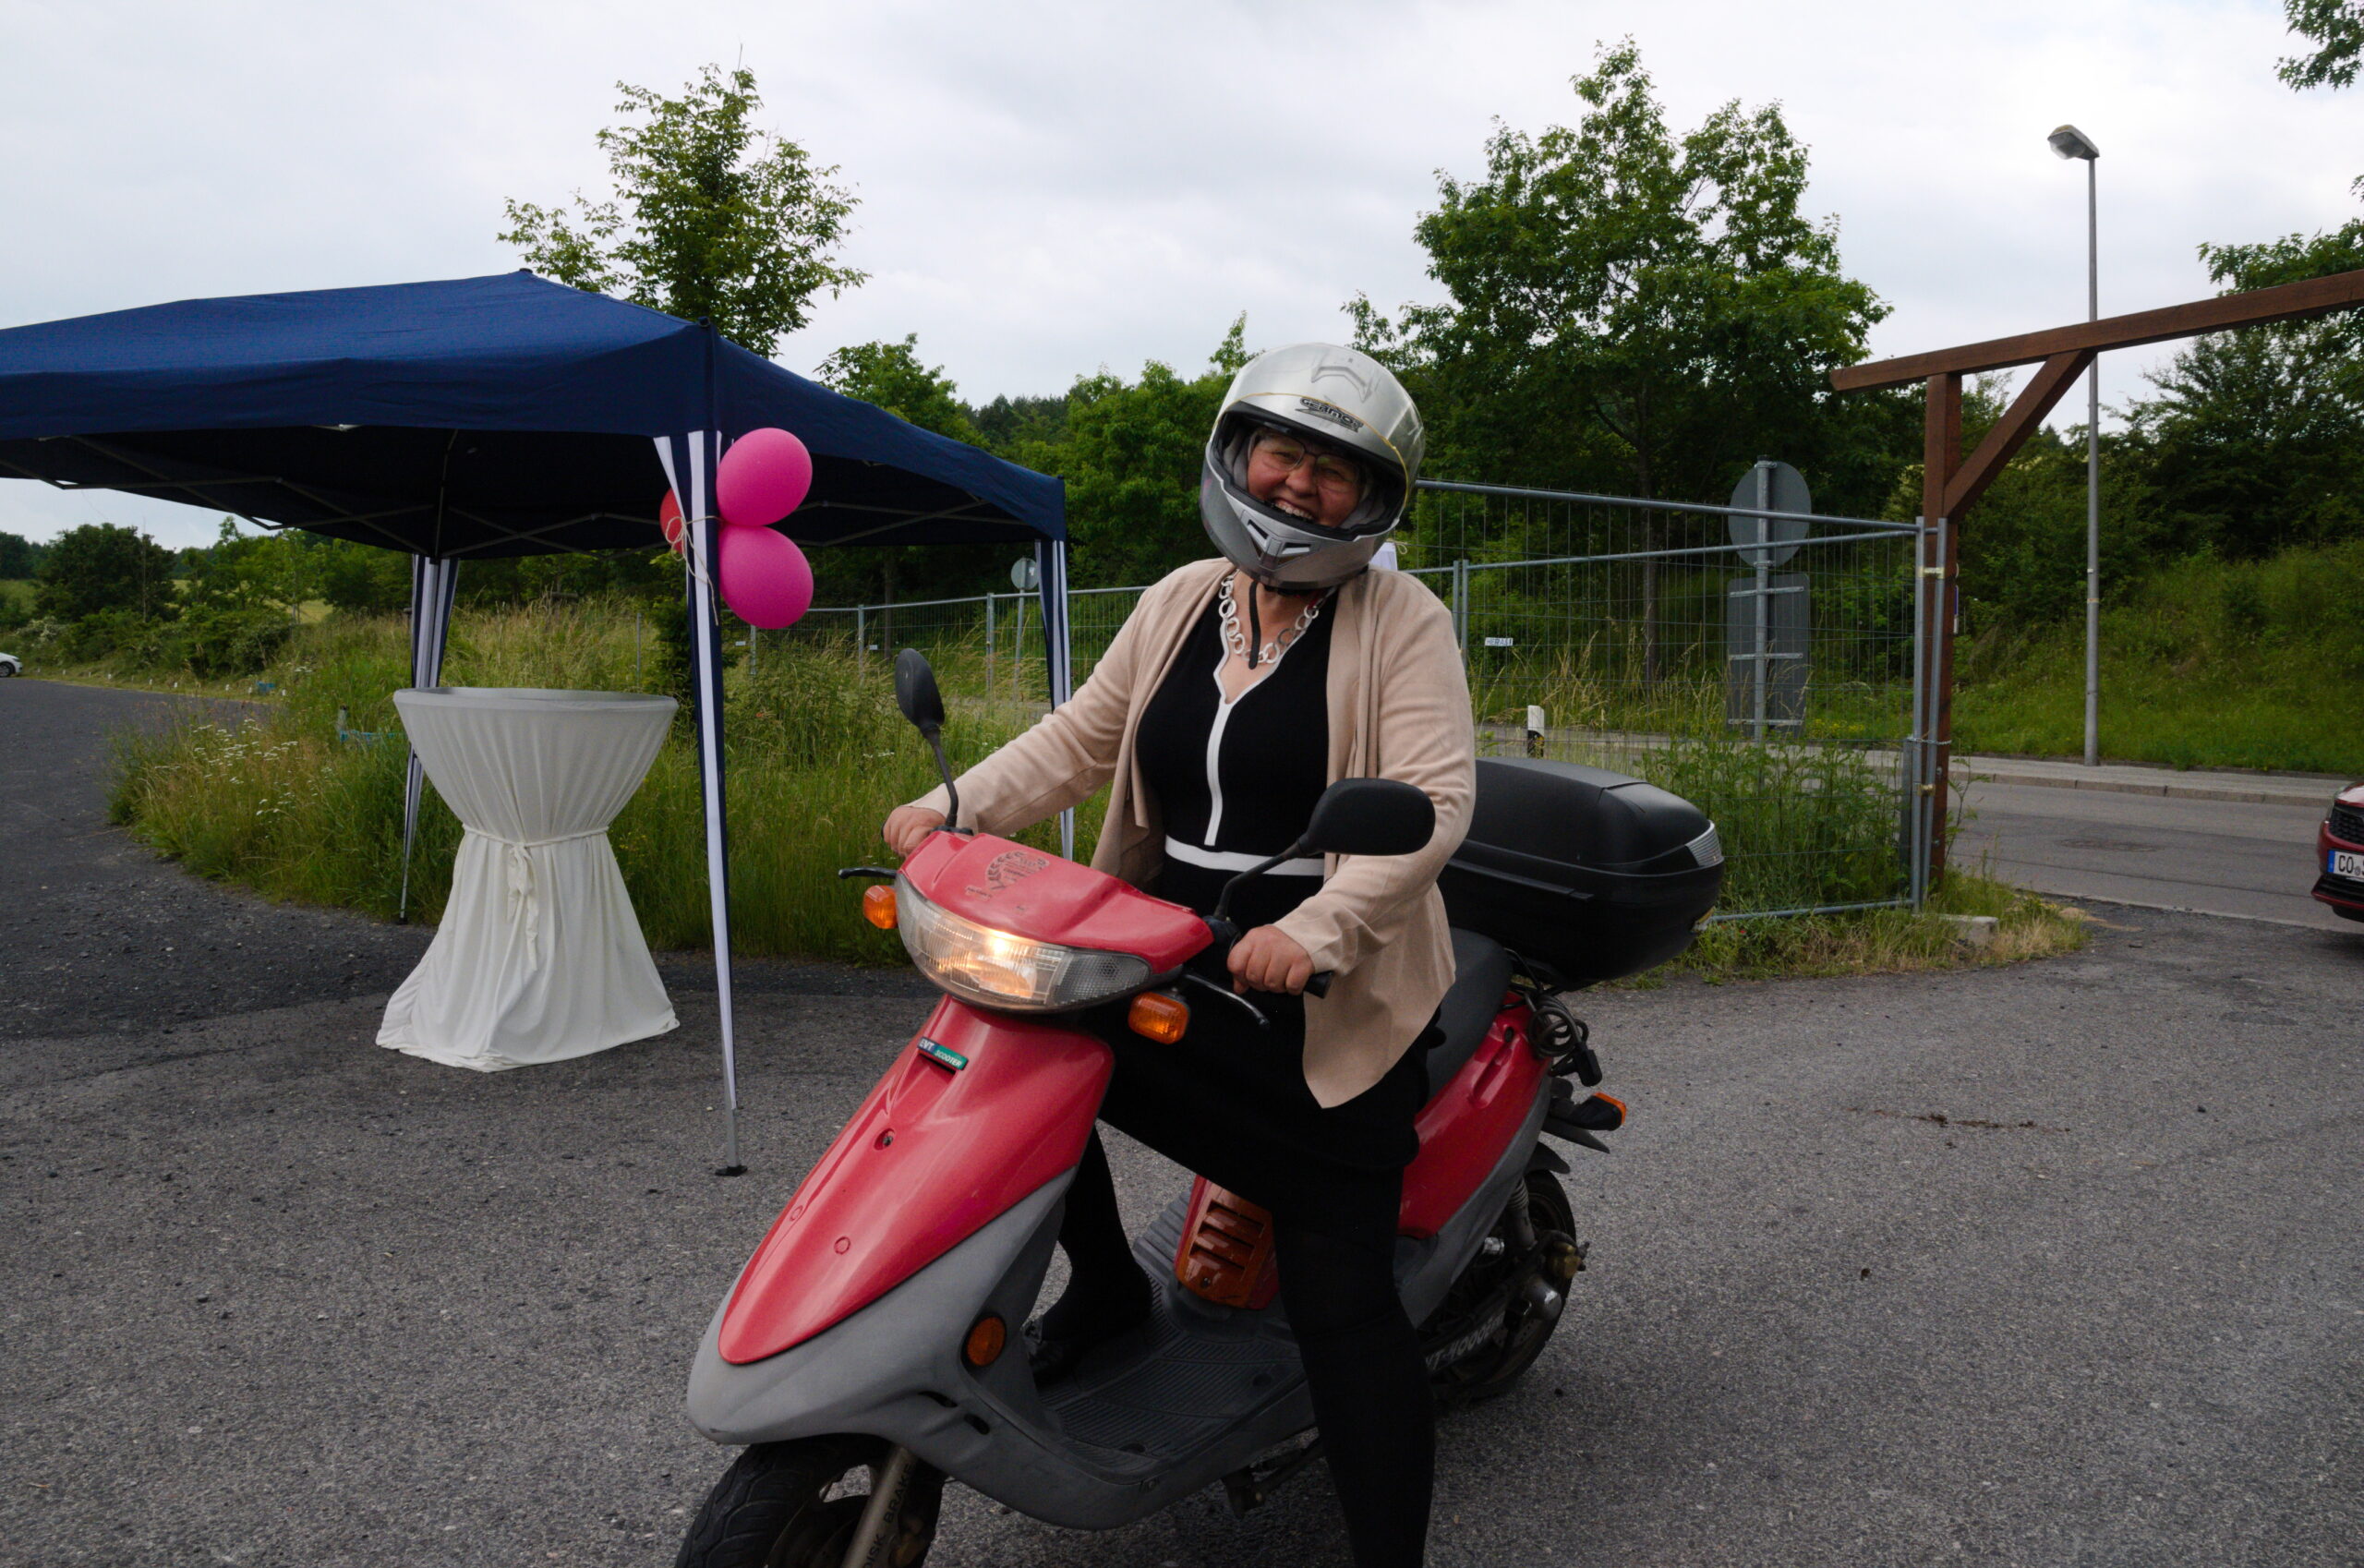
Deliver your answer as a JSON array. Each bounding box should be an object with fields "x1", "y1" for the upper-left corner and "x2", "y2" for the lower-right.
[{"x1": 1729, "y1": 461, "x2": 1811, "y2": 569}]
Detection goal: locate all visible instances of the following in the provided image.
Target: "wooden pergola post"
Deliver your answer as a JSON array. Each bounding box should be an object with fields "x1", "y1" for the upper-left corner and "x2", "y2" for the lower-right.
[{"x1": 1833, "y1": 267, "x2": 2364, "y2": 884}]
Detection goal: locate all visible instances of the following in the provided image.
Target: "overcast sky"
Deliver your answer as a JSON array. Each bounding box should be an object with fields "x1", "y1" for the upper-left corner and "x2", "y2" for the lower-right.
[{"x1": 3, "y1": 0, "x2": 2354, "y2": 549}]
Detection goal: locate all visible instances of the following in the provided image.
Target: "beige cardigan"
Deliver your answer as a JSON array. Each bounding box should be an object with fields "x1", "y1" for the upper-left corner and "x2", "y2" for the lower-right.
[{"x1": 911, "y1": 557, "x2": 1476, "y2": 1106}]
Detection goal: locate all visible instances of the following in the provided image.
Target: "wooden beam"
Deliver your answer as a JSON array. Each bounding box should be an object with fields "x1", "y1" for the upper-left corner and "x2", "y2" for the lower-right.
[
  {"x1": 1831, "y1": 267, "x2": 2364, "y2": 392},
  {"x1": 1942, "y1": 349, "x2": 2095, "y2": 521}
]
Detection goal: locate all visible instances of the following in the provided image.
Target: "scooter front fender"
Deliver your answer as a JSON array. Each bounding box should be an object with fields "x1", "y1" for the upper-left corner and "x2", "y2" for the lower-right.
[{"x1": 715, "y1": 996, "x2": 1112, "y2": 1365}]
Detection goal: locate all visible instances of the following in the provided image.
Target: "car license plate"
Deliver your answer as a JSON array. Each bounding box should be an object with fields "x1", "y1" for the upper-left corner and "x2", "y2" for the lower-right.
[{"x1": 2334, "y1": 849, "x2": 2364, "y2": 880}]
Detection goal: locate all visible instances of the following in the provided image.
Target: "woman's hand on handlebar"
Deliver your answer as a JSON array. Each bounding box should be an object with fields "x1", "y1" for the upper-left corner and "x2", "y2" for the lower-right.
[
  {"x1": 1229, "y1": 925, "x2": 1314, "y2": 995},
  {"x1": 883, "y1": 805, "x2": 946, "y2": 860}
]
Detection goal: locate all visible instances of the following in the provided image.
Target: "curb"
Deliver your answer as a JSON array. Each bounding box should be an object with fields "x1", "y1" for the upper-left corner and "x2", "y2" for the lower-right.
[{"x1": 1953, "y1": 765, "x2": 2334, "y2": 808}]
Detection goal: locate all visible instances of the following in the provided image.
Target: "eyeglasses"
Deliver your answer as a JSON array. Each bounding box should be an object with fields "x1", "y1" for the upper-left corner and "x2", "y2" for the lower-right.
[{"x1": 1248, "y1": 431, "x2": 1367, "y2": 500}]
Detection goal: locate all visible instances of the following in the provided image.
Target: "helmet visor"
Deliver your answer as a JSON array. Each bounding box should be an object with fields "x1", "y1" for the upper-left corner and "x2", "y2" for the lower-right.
[{"x1": 1219, "y1": 415, "x2": 1401, "y2": 537}]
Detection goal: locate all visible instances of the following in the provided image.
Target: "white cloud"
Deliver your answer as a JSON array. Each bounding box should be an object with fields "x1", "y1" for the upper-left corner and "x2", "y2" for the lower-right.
[{"x1": 3, "y1": 0, "x2": 2352, "y2": 546}]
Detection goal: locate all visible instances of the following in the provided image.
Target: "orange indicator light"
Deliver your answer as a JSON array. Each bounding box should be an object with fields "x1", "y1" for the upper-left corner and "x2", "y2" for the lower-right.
[
  {"x1": 963, "y1": 1313, "x2": 1007, "y2": 1368},
  {"x1": 862, "y1": 884, "x2": 898, "y2": 930},
  {"x1": 1127, "y1": 991, "x2": 1190, "y2": 1043}
]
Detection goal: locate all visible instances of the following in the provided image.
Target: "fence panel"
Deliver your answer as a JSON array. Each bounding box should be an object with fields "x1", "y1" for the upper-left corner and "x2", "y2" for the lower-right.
[
  {"x1": 1405, "y1": 483, "x2": 1925, "y2": 917},
  {"x1": 783, "y1": 481, "x2": 1928, "y2": 919}
]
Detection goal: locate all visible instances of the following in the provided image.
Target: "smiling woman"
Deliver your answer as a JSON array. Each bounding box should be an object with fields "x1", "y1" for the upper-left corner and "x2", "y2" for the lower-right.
[{"x1": 879, "y1": 342, "x2": 1467, "y2": 1568}]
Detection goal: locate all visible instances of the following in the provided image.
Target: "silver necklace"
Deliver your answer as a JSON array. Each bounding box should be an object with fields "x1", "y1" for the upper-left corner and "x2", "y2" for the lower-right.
[{"x1": 1218, "y1": 573, "x2": 1325, "y2": 668}]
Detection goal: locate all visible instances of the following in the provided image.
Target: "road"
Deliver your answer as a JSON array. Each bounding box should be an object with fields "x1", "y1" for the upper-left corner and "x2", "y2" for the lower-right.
[
  {"x1": 1954, "y1": 778, "x2": 2349, "y2": 931},
  {"x1": 4, "y1": 679, "x2": 2360, "y2": 1567}
]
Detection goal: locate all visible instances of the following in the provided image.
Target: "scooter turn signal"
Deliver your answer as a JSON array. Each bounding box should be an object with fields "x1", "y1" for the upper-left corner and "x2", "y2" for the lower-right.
[
  {"x1": 862, "y1": 884, "x2": 898, "y2": 930},
  {"x1": 1127, "y1": 991, "x2": 1189, "y2": 1043},
  {"x1": 962, "y1": 1313, "x2": 1007, "y2": 1368}
]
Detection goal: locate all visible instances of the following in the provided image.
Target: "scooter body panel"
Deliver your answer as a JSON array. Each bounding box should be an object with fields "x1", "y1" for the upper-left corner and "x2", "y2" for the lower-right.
[
  {"x1": 686, "y1": 1052, "x2": 1554, "y2": 1532},
  {"x1": 1400, "y1": 1001, "x2": 1547, "y2": 1238},
  {"x1": 718, "y1": 998, "x2": 1113, "y2": 1364},
  {"x1": 900, "y1": 828, "x2": 1209, "y2": 971}
]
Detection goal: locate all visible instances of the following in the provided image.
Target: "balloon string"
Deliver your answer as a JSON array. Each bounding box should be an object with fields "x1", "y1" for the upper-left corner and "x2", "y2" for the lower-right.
[{"x1": 684, "y1": 516, "x2": 721, "y2": 620}]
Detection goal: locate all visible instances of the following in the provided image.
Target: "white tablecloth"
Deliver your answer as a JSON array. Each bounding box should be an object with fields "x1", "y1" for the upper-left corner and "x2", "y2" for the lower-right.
[{"x1": 378, "y1": 687, "x2": 679, "y2": 1070}]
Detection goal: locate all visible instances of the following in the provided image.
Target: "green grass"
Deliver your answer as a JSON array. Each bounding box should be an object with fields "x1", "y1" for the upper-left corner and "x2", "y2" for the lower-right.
[
  {"x1": 1627, "y1": 872, "x2": 2088, "y2": 985},
  {"x1": 1953, "y1": 541, "x2": 2364, "y2": 775}
]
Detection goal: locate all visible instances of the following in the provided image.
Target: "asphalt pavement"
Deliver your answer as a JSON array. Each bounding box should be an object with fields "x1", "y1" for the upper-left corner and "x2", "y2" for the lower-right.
[
  {"x1": 5, "y1": 679, "x2": 2360, "y2": 1567},
  {"x1": 1954, "y1": 778, "x2": 2350, "y2": 932}
]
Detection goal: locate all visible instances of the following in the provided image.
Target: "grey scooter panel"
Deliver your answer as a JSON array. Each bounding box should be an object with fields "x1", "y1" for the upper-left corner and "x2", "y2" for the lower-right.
[{"x1": 686, "y1": 1080, "x2": 1552, "y2": 1531}]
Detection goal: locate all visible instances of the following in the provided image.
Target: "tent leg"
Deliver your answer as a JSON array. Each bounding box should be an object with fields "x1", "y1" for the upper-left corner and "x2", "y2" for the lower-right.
[
  {"x1": 398, "y1": 557, "x2": 456, "y2": 923},
  {"x1": 1038, "y1": 539, "x2": 1076, "y2": 861},
  {"x1": 688, "y1": 459, "x2": 743, "y2": 1176},
  {"x1": 657, "y1": 427, "x2": 744, "y2": 1176}
]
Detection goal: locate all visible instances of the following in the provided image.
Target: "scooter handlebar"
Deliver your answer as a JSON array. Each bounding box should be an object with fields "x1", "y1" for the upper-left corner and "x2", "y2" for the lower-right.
[{"x1": 1303, "y1": 971, "x2": 1333, "y2": 999}]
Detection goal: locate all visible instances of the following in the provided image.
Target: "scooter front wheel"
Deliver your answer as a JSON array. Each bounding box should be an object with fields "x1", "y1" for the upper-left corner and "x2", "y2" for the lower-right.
[{"x1": 674, "y1": 1433, "x2": 944, "y2": 1568}]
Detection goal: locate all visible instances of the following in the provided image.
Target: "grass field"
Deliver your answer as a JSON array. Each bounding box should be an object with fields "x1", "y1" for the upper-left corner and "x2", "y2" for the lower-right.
[{"x1": 1950, "y1": 541, "x2": 2364, "y2": 776}]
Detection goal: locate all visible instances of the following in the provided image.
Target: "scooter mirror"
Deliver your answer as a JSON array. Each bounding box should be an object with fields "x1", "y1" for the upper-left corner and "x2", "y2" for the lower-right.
[
  {"x1": 894, "y1": 649, "x2": 946, "y2": 735},
  {"x1": 1302, "y1": 778, "x2": 1434, "y2": 858}
]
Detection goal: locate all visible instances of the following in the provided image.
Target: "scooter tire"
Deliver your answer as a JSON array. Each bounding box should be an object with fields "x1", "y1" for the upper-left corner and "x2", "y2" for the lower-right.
[
  {"x1": 674, "y1": 1433, "x2": 944, "y2": 1568},
  {"x1": 1424, "y1": 1168, "x2": 1578, "y2": 1408}
]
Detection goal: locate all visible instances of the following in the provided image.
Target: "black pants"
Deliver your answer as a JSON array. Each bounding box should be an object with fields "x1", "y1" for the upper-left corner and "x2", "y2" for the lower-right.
[{"x1": 1065, "y1": 992, "x2": 1437, "y2": 1568}]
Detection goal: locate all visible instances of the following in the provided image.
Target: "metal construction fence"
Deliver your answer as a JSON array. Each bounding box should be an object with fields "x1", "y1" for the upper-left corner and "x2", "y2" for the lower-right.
[{"x1": 778, "y1": 480, "x2": 1939, "y2": 919}]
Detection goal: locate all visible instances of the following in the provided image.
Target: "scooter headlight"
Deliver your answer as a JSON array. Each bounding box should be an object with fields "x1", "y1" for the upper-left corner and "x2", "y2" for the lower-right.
[{"x1": 895, "y1": 876, "x2": 1152, "y2": 1012}]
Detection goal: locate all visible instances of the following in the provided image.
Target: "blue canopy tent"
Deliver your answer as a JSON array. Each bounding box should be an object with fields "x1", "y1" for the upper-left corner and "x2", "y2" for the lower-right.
[{"x1": 0, "y1": 271, "x2": 1073, "y2": 1169}]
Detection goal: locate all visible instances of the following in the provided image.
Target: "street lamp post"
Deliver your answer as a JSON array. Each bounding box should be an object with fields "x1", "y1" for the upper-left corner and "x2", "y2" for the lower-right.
[{"x1": 2050, "y1": 123, "x2": 2102, "y2": 766}]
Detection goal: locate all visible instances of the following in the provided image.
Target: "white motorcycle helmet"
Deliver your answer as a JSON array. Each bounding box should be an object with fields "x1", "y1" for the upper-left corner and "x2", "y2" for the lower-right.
[{"x1": 1200, "y1": 343, "x2": 1425, "y2": 590}]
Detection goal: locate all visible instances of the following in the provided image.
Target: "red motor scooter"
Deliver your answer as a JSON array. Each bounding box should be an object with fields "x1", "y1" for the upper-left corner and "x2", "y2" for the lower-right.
[{"x1": 674, "y1": 652, "x2": 1721, "y2": 1567}]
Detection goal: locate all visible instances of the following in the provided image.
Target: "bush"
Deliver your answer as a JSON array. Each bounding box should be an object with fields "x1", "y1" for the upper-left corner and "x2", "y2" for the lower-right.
[
  {"x1": 175, "y1": 604, "x2": 296, "y2": 676},
  {"x1": 1639, "y1": 739, "x2": 1904, "y2": 911},
  {"x1": 58, "y1": 608, "x2": 176, "y2": 665}
]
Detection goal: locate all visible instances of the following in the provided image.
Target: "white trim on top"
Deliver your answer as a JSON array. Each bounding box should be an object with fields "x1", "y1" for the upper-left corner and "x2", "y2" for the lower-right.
[{"x1": 1164, "y1": 837, "x2": 1325, "y2": 876}]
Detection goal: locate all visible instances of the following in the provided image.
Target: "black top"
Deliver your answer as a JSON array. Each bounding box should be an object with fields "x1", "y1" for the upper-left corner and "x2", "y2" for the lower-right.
[{"x1": 1137, "y1": 591, "x2": 1335, "y2": 931}]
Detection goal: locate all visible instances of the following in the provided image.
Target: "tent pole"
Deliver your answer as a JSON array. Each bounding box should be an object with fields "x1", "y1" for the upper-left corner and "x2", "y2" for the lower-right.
[
  {"x1": 686, "y1": 511, "x2": 742, "y2": 1173},
  {"x1": 1039, "y1": 538, "x2": 1075, "y2": 860},
  {"x1": 693, "y1": 345, "x2": 744, "y2": 1176},
  {"x1": 656, "y1": 421, "x2": 743, "y2": 1176},
  {"x1": 397, "y1": 556, "x2": 456, "y2": 923}
]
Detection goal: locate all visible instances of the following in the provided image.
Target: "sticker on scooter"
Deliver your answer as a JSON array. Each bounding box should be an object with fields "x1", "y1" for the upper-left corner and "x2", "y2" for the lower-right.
[
  {"x1": 915, "y1": 1037, "x2": 969, "y2": 1071},
  {"x1": 965, "y1": 850, "x2": 1049, "y2": 899}
]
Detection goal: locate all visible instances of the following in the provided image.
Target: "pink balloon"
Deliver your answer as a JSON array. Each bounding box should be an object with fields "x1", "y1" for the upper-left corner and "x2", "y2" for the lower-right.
[
  {"x1": 717, "y1": 427, "x2": 814, "y2": 528},
  {"x1": 717, "y1": 525, "x2": 814, "y2": 629},
  {"x1": 658, "y1": 489, "x2": 687, "y2": 554}
]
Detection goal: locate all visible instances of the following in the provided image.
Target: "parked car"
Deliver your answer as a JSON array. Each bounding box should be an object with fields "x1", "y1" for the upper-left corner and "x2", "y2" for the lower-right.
[
  {"x1": 2316, "y1": 782, "x2": 2364, "y2": 923},
  {"x1": 0, "y1": 651, "x2": 19, "y2": 677}
]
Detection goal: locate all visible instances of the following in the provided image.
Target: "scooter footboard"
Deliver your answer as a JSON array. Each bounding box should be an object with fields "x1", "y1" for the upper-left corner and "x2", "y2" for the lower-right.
[{"x1": 714, "y1": 997, "x2": 1112, "y2": 1365}]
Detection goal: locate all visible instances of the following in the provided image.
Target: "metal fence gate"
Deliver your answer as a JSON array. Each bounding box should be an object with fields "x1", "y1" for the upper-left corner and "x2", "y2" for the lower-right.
[{"x1": 778, "y1": 479, "x2": 1938, "y2": 920}]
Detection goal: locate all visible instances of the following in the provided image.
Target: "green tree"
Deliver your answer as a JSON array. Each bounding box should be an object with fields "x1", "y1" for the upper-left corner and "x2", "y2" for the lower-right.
[
  {"x1": 970, "y1": 393, "x2": 1068, "y2": 454},
  {"x1": 1358, "y1": 42, "x2": 1889, "y2": 673},
  {"x1": 2129, "y1": 223, "x2": 2364, "y2": 559},
  {"x1": 34, "y1": 523, "x2": 177, "y2": 621},
  {"x1": 2279, "y1": 0, "x2": 2363, "y2": 90},
  {"x1": 0, "y1": 530, "x2": 42, "y2": 579},
  {"x1": 501, "y1": 65, "x2": 866, "y2": 354},
  {"x1": 809, "y1": 335, "x2": 1003, "y2": 614},
  {"x1": 817, "y1": 335, "x2": 979, "y2": 442},
  {"x1": 1028, "y1": 317, "x2": 1250, "y2": 588}
]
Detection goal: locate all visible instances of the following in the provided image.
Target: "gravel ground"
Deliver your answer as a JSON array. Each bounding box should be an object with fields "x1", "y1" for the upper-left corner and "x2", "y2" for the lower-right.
[{"x1": 4, "y1": 679, "x2": 2360, "y2": 1567}]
